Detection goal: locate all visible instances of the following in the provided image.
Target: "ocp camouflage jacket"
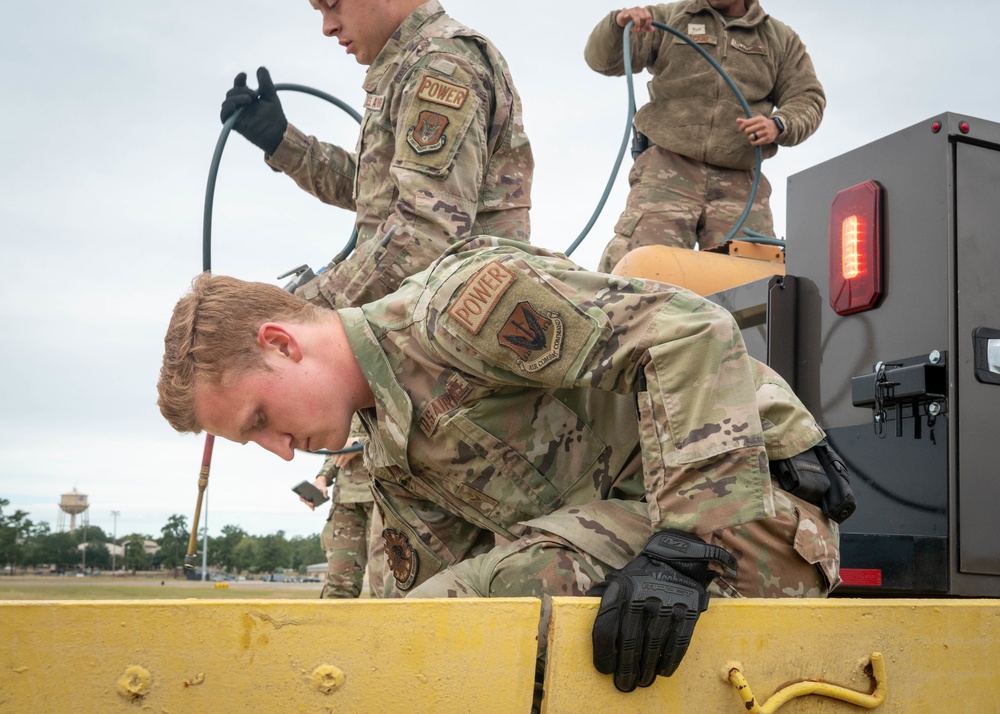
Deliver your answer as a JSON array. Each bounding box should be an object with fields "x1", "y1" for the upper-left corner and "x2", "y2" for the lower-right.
[
  {"x1": 268, "y1": 0, "x2": 534, "y2": 309},
  {"x1": 340, "y1": 236, "x2": 832, "y2": 593}
]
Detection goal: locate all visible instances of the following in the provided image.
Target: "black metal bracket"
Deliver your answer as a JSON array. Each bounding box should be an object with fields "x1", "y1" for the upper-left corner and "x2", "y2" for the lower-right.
[{"x1": 851, "y1": 352, "x2": 948, "y2": 439}]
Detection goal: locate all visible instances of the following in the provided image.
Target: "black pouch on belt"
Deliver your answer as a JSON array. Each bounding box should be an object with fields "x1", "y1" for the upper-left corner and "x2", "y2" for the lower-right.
[
  {"x1": 631, "y1": 129, "x2": 650, "y2": 160},
  {"x1": 769, "y1": 439, "x2": 857, "y2": 524}
]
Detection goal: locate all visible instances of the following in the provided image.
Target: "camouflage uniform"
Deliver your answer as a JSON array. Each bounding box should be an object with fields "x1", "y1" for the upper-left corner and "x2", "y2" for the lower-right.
[
  {"x1": 584, "y1": 0, "x2": 825, "y2": 268},
  {"x1": 317, "y1": 416, "x2": 378, "y2": 599},
  {"x1": 338, "y1": 236, "x2": 840, "y2": 604},
  {"x1": 266, "y1": 1, "x2": 533, "y2": 594},
  {"x1": 266, "y1": 0, "x2": 534, "y2": 309}
]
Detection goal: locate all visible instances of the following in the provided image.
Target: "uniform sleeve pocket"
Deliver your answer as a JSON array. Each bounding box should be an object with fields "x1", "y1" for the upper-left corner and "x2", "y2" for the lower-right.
[
  {"x1": 393, "y1": 70, "x2": 482, "y2": 179},
  {"x1": 613, "y1": 209, "x2": 640, "y2": 238}
]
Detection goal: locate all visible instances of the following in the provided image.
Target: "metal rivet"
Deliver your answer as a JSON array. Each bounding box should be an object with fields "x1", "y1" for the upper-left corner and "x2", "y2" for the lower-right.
[
  {"x1": 929, "y1": 350, "x2": 941, "y2": 364},
  {"x1": 928, "y1": 402, "x2": 942, "y2": 416},
  {"x1": 310, "y1": 664, "x2": 345, "y2": 694},
  {"x1": 117, "y1": 665, "x2": 152, "y2": 700}
]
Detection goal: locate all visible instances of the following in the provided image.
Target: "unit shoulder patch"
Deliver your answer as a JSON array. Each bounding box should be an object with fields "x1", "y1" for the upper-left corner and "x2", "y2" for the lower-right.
[
  {"x1": 439, "y1": 256, "x2": 606, "y2": 384},
  {"x1": 383, "y1": 528, "x2": 419, "y2": 591},
  {"x1": 498, "y1": 302, "x2": 564, "y2": 373},
  {"x1": 406, "y1": 110, "x2": 449, "y2": 154}
]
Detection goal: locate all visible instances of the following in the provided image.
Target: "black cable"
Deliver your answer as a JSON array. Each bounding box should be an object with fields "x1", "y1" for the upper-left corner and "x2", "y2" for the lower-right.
[{"x1": 203, "y1": 83, "x2": 363, "y2": 274}]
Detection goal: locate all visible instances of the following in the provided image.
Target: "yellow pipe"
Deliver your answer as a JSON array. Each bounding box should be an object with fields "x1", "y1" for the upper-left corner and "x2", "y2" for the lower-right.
[
  {"x1": 611, "y1": 242, "x2": 784, "y2": 297},
  {"x1": 727, "y1": 652, "x2": 887, "y2": 713}
]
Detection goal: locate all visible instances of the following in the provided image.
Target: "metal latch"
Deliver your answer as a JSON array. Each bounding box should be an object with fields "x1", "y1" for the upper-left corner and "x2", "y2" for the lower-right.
[
  {"x1": 277, "y1": 264, "x2": 316, "y2": 294},
  {"x1": 851, "y1": 352, "x2": 947, "y2": 439}
]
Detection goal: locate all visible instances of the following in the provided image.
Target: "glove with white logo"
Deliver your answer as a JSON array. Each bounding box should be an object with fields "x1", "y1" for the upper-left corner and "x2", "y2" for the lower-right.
[
  {"x1": 220, "y1": 66, "x2": 287, "y2": 156},
  {"x1": 589, "y1": 529, "x2": 738, "y2": 692}
]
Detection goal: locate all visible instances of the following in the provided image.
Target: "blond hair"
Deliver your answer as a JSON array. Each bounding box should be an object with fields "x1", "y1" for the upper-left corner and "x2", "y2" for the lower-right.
[{"x1": 157, "y1": 273, "x2": 324, "y2": 433}]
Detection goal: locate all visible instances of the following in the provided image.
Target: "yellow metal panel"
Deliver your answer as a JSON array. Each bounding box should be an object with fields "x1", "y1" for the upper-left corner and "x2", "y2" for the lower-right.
[
  {"x1": 0, "y1": 598, "x2": 540, "y2": 713},
  {"x1": 6, "y1": 596, "x2": 1000, "y2": 713},
  {"x1": 544, "y1": 598, "x2": 1000, "y2": 714},
  {"x1": 612, "y1": 243, "x2": 785, "y2": 297}
]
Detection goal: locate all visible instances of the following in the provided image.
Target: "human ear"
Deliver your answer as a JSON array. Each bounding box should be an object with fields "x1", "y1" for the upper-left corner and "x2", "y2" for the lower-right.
[{"x1": 258, "y1": 323, "x2": 304, "y2": 361}]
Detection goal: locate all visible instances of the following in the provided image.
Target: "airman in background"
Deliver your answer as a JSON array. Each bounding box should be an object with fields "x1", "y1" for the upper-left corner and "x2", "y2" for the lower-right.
[{"x1": 585, "y1": 1, "x2": 824, "y2": 269}]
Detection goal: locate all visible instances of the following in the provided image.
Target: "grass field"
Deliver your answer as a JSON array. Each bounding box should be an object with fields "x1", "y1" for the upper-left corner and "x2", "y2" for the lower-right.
[{"x1": 0, "y1": 575, "x2": 323, "y2": 600}]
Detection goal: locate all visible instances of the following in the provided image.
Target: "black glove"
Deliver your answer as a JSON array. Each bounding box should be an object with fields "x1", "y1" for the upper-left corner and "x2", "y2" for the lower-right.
[
  {"x1": 590, "y1": 529, "x2": 738, "y2": 692},
  {"x1": 220, "y1": 66, "x2": 287, "y2": 156}
]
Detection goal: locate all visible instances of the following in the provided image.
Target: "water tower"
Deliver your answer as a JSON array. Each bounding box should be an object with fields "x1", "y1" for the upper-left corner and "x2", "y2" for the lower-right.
[{"x1": 58, "y1": 489, "x2": 89, "y2": 534}]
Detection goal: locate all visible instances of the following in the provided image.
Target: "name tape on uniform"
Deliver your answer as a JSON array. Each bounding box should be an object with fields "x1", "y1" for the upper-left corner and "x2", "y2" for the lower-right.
[
  {"x1": 448, "y1": 261, "x2": 516, "y2": 334},
  {"x1": 416, "y1": 75, "x2": 468, "y2": 110}
]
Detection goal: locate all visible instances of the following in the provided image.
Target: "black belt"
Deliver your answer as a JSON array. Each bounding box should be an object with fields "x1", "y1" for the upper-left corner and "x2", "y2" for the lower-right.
[{"x1": 631, "y1": 129, "x2": 650, "y2": 160}]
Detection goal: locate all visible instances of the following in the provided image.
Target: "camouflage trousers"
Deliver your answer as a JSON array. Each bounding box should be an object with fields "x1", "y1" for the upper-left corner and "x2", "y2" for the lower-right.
[
  {"x1": 408, "y1": 489, "x2": 838, "y2": 646},
  {"x1": 409, "y1": 492, "x2": 837, "y2": 599},
  {"x1": 320, "y1": 500, "x2": 380, "y2": 599},
  {"x1": 599, "y1": 146, "x2": 775, "y2": 273}
]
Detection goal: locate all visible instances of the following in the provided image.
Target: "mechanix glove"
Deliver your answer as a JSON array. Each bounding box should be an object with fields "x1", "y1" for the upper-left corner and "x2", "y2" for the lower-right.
[
  {"x1": 589, "y1": 529, "x2": 738, "y2": 692},
  {"x1": 220, "y1": 66, "x2": 287, "y2": 156}
]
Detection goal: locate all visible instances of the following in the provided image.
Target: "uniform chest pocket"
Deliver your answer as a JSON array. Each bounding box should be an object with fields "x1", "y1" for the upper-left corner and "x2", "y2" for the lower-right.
[
  {"x1": 355, "y1": 110, "x2": 396, "y2": 216},
  {"x1": 441, "y1": 391, "x2": 607, "y2": 528}
]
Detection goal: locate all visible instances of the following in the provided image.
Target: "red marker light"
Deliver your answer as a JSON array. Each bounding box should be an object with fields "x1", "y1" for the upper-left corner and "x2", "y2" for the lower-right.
[
  {"x1": 841, "y1": 215, "x2": 862, "y2": 279},
  {"x1": 931, "y1": 121, "x2": 942, "y2": 133},
  {"x1": 959, "y1": 121, "x2": 970, "y2": 134},
  {"x1": 840, "y1": 568, "x2": 883, "y2": 587},
  {"x1": 829, "y1": 180, "x2": 884, "y2": 316}
]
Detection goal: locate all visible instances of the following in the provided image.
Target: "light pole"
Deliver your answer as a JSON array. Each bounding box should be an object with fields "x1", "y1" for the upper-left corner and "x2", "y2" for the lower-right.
[{"x1": 111, "y1": 511, "x2": 120, "y2": 573}]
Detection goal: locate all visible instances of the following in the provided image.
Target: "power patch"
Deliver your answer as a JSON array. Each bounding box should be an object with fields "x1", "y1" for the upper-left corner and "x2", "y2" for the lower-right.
[
  {"x1": 447, "y1": 260, "x2": 516, "y2": 334},
  {"x1": 415, "y1": 75, "x2": 469, "y2": 109}
]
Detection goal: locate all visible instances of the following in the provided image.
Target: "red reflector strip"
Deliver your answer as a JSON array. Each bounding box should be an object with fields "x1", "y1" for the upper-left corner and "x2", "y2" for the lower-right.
[{"x1": 840, "y1": 568, "x2": 882, "y2": 587}]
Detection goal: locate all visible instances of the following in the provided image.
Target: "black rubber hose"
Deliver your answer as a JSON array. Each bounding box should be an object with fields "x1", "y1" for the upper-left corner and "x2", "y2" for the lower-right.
[
  {"x1": 565, "y1": 19, "x2": 779, "y2": 257},
  {"x1": 202, "y1": 83, "x2": 363, "y2": 274}
]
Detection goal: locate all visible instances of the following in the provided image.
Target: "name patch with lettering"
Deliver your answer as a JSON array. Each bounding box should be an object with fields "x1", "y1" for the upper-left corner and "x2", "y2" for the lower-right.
[
  {"x1": 447, "y1": 261, "x2": 516, "y2": 334},
  {"x1": 731, "y1": 39, "x2": 766, "y2": 55},
  {"x1": 364, "y1": 94, "x2": 385, "y2": 111},
  {"x1": 418, "y1": 372, "x2": 473, "y2": 437},
  {"x1": 416, "y1": 75, "x2": 469, "y2": 109}
]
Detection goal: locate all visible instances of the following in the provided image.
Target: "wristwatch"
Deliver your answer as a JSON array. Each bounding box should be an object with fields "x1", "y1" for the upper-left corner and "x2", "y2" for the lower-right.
[{"x1": 772, "y1": 116, "x2": 786, "y2": 135}]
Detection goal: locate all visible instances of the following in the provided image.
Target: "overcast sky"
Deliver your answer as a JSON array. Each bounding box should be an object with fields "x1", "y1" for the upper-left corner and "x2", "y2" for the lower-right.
[{"x1": 3, "y1": 1, "x2": 998, "y2": 542}]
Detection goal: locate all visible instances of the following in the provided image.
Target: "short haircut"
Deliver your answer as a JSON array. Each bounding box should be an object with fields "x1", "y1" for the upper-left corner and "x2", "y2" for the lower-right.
[{"x1": 157, "y1": 272, "x2": 324, "y2": 433}]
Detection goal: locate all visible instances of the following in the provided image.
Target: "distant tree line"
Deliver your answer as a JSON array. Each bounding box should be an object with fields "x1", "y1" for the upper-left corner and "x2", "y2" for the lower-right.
[{"x1": 0, "y1": 499, "x2": 323, "y2": 575}]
